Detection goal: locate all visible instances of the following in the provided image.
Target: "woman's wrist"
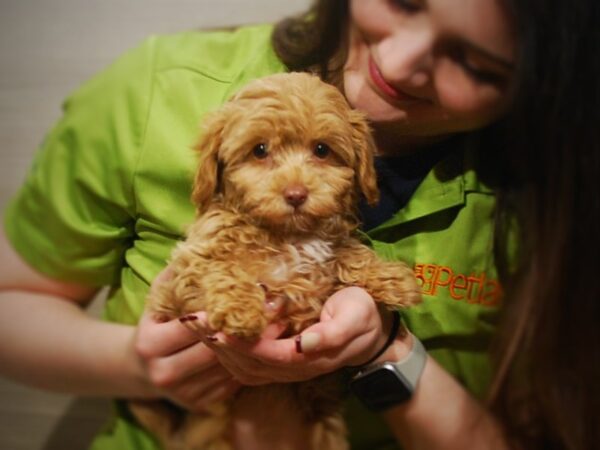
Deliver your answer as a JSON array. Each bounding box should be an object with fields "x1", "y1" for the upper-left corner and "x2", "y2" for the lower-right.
[
  {"x1": 367, "y1": 306, "x2": 414, "y2": 367},
  {"x1": 349, "y1": 308, "x2": 403, "y2": 368},
  {"x1": 78, "y1": 318, "x2": 157, "y2": 398},
  {"x1": 348, "y1": 317, "x2": 426, "y2": 413},
  {"x1": 373, "y1": 327, "x2": 414, "y2": 365},
  {"x1": 121, "y1": 324, "x2": 158, "y2": 398}
]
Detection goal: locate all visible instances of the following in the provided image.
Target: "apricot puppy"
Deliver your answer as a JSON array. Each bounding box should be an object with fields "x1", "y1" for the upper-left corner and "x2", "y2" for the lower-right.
[{"x1": 131, "y1": 72, "x2": 421, "y2": 450}]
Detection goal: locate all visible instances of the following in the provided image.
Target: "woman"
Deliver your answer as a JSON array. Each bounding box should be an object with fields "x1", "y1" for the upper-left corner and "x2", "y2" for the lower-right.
[{"x1": 0, "y1": 1, "x2": 597, "y2": 449}]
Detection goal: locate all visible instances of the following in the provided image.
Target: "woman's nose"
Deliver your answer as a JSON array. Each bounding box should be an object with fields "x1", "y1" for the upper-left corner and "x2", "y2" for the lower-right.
[{"x1": 377, "y1": 25, "x2": 435, "y2": 91}]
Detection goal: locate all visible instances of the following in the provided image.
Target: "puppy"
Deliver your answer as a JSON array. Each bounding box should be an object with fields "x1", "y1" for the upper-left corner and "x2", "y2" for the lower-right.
[{"x1": 130, "y1": 72, "x2": 421, "y2": 450}]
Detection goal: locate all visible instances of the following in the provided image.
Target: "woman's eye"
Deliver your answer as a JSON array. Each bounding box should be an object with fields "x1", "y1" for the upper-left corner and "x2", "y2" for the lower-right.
[
  {"x1": 313, "y1": 143, "x2": 331, "y2": 159},
  {"x1": 389, "y1": 0, "x2": 422, "y2": 13},
  {"x1": 461, "y1": 60, "x2": 506, "y2": 85},
  {"x1": 448, "y1": 45, "x2": 507, "y2": 86},
  {"x1": 252, "y1": 143, "x2": 269, "y2": 159}
]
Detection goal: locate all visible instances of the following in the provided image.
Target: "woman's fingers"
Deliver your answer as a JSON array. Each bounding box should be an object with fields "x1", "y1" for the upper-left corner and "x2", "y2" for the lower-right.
[
  {"x1": 135, "y1": 266, "x2": 246, "y2": 409},
  {"x1": 144, "y1": 341, "x2": 219, "y2": 387},
  {"x1": 139, "y1": 286, "x2": 382, "y2": 388},
  {"x1": 224, "y1": 288, "x2": 378, "y2": 361},
  {"x1": 135, "y1": 266, "x2": 204, "y2": 357},
  {"x1": 135, "y1": 311, "x2": 203, "y2": 358},
  {"x1": 197, "y1": 287, "x2": 385, "y2": 385},
  {"x1": 206, "y1": 335, "x2": 328, "y2": 384}
]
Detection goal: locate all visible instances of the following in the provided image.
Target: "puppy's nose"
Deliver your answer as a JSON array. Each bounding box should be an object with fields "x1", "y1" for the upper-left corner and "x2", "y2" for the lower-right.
[{"x1": 284, "y1": 185, "x2": 308, "y2": 207}]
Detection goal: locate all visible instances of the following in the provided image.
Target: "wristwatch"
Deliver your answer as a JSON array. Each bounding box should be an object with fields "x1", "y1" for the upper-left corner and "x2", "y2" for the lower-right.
[{"x1": 349, "y1": 334, "x2": 427, "y2": 411}]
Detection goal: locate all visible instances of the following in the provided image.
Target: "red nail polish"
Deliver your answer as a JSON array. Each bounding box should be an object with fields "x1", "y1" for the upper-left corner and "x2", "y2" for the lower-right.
[{"x1": 295, "y1": 335, "x2": 303, "y2": 353}]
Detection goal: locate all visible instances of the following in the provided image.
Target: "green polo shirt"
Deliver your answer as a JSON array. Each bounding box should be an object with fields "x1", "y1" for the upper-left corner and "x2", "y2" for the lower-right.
[{"x1": 3, "y1": 24, "x2": 500, "y2": 450}]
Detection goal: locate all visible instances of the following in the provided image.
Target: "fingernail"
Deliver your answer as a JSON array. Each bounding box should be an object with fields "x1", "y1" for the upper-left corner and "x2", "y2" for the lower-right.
[
  {"x1": 295, "y1": 335, "x2": 302, "y2": 353},
  {"x1": 296, "y1": 332, "x2": 320, "y2": 353},
  {"x1": 205, "y1": 334, "x2": 218, "y2": 342},
  {"x1": 179, "y1": 315, "x2": 198, "y2": 323}
]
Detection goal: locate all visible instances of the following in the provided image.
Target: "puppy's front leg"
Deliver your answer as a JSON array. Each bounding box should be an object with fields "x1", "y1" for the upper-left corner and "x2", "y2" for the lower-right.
[
  {"x1": 200, "y1": 260, "x2": 269, "y2": 338},
  {"x1": 334, "y1": 241, "x2": 421, "y2": 309}
]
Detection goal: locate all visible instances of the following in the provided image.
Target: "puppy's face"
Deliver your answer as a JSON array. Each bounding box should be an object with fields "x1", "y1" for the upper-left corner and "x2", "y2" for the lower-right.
[{"x1": 193, "y1": 73, "x2": 378, "y2": 232}]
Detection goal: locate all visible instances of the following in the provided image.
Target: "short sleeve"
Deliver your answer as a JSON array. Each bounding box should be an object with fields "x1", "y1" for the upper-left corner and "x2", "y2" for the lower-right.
[{"x1": 3, "y1": 38, "x2": 156, "y2": 286}]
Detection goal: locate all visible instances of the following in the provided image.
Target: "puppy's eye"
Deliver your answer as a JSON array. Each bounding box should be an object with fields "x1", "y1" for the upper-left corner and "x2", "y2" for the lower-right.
[
  {"x1": 313, "y1": 143, "x2": 331, "y2": 159},
  {"x1": 252, "y1": 143, "x2": 269, "y2": 159}
]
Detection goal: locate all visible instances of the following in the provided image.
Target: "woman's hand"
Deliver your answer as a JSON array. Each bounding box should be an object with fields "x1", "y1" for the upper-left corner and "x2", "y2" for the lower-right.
[
  {"x1": 131, "y1": 268, "x2": 240, "y2": 412},
  {"x1": 183, "y1": 286, "x2": 394, "y2": 386}
]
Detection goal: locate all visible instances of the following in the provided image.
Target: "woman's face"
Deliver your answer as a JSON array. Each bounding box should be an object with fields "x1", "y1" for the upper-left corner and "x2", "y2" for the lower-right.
[{"x1": 344, "y1": 0, "x2": 516, "y2": 138}]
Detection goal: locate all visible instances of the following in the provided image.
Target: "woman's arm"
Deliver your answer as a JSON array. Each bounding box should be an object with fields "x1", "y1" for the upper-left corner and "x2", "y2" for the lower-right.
[
  {"x1": 0, "y1": 227, "x2": 238, "y2": 411},
  {"x1": 0, "y1": 290, "x2": 150, "y2": 395},
  {"x1": 375, "y1": 337, "x2": 510, "y2": 450},
  {"x1": 0, "y1": 226, "x2": 142, "y2": 395}
]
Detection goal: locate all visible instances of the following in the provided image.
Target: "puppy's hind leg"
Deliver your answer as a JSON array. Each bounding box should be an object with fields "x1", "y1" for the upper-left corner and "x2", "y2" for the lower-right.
[
  {"x1": 128, "y1": 400, "x2": 184, "y2": 450},
  {"x1": 310, "y1": 414, "x2": 349, "y2": 450},
  {"x1": 178, "y1": 404, "x2": 232, "y2": 450}
]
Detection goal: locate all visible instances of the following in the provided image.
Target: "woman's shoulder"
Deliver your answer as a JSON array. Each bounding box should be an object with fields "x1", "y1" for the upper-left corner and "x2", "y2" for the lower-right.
[
  {"x1": 64, "y1": 24, "x2": 283, "y2": 109},
  {"x1": 149, "y1": 24, "x2": 284, "y2": 82}
]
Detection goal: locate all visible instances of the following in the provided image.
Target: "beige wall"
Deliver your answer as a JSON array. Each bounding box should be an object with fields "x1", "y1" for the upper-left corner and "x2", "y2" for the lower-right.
[{"x1": 0, "y1": 1, "x2": 310, "y2": 449}]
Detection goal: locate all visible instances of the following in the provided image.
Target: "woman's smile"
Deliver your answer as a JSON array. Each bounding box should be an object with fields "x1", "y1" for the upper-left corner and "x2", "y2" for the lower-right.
[{"x1": 368, "y1": 55, "x2": 424, "y2": 104}]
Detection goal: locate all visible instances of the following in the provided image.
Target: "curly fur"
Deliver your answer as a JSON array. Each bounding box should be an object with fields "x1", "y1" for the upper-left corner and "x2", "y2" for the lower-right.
[{"x1": 129, "y1": 72, "x2": 421, "y2": 450}]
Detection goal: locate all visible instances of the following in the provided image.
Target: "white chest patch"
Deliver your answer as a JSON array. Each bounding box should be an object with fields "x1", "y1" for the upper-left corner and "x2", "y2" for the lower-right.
[
  {"x1": 294, "y1": 239, "x2": 334, "y2": 264},
  {"x1": 267, "y1": 239, "x2": 334, "y2": 283}
]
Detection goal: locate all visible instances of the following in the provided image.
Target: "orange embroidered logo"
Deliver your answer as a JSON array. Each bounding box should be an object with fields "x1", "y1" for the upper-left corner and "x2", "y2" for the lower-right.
[{"x1": 414, "y1": 263, "x2": 502, "y2": 306}]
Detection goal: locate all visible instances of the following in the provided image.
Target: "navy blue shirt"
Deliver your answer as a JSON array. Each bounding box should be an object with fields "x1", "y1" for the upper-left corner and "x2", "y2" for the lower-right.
[{"x1": 359, "y1": 140, "x2": 458, "y2": 231}]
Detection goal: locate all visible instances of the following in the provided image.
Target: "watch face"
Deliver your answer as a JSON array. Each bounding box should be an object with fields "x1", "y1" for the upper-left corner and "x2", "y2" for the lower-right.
[{"x1": 350, "y1": 365, "x2": 412, "y2": 411}]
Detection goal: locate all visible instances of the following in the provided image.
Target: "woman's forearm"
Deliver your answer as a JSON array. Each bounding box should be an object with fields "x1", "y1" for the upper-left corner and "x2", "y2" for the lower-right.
[
  {"x1": 0, "y1": 290, "x2": 151, "y2": 398},
  {"x1": 381, "y1": 346, "x2": 509, "y2": 450}
]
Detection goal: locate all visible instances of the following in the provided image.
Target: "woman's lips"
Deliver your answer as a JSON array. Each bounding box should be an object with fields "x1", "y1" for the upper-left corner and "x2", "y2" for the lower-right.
[{"x1": 368, "y1": 56, "x2": 421, "y2": 103}]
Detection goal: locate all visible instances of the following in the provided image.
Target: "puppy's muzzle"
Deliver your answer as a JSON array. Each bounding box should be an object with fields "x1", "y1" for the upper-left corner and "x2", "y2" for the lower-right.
[{"x1": 284, "y1": 184, "x2": 308, "y2": 208}]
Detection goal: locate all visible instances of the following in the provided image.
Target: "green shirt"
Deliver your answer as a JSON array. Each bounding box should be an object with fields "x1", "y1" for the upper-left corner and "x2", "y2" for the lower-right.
[{"x1": 4, "y1": 24, "x2": 501, "y2": 450}]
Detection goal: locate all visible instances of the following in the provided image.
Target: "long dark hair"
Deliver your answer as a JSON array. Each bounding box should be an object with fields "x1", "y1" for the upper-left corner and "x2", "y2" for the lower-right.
[
  {"x1": 271, "y1": 0, "x2": 348, "y2": 82},
  {"x1": 489, "y1": 0, "x2": 600, "y2": 449},
  {"x1": 274, "y1": 1, "x2": 600, "y2": 450}
]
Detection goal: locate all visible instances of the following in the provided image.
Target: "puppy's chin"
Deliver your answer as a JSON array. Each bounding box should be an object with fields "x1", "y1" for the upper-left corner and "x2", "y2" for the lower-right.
[
  {"x1": 257, "y1": 210, "x2": 323, "y2": 234},
  {"x1": 248, "y1": 206, "x2": 334, "y2": 235}
]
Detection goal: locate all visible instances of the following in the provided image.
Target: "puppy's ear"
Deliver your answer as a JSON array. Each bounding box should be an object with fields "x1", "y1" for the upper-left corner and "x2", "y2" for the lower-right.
[
  {"x1": 191, "y1": 111, "x2": 227, "y2": 214},
  {"x1": 349, "y1": 110, "x2": 379, "y2": 206}
]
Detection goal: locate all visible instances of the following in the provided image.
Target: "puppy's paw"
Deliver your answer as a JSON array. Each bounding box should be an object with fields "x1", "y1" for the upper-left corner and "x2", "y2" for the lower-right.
[
  {"x1": 206, "y1": 283, "x2": 269, "y2": 338},
  {"x1": 373, "y1": 270, "x2": 422, "y2": 308}
]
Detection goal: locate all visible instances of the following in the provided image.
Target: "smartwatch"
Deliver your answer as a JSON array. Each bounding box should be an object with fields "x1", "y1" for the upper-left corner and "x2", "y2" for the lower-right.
[{"x1": 349, "y1": 334, "x2": 427, "y2": 411}]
